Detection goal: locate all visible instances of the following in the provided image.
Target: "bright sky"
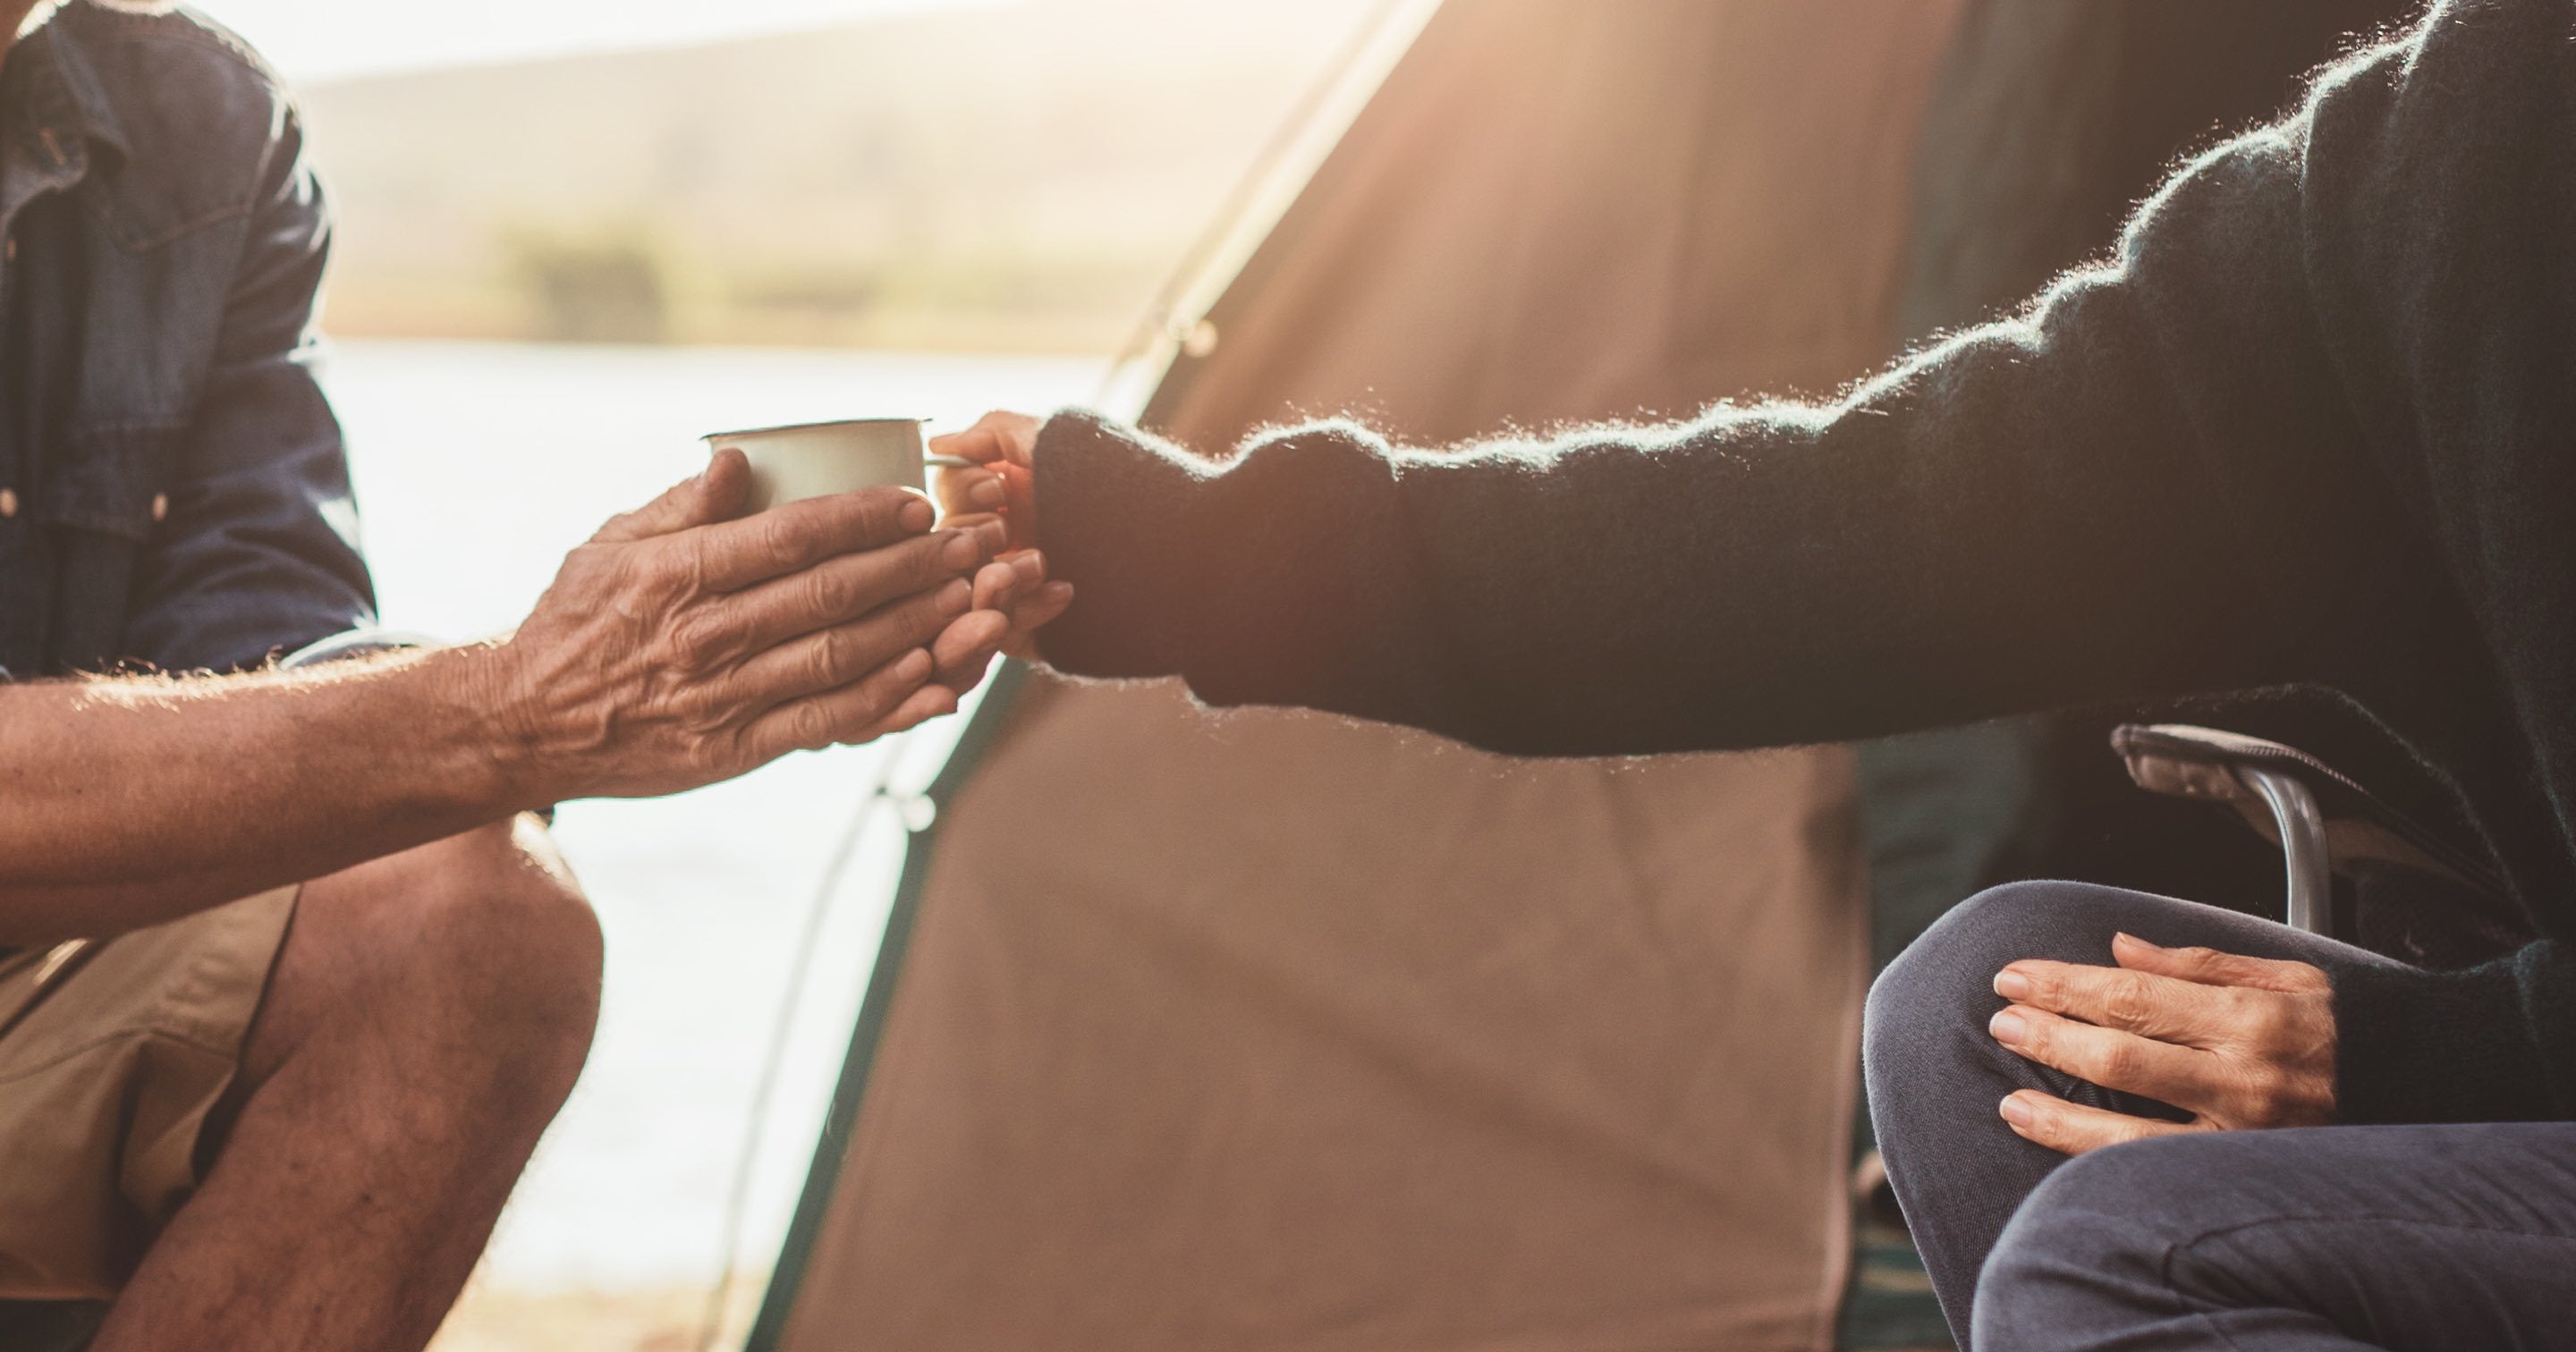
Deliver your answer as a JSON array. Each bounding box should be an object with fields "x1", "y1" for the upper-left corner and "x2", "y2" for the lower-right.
[{"x1": 195, "y1": 0, "x2": 1001, "y2": 81}]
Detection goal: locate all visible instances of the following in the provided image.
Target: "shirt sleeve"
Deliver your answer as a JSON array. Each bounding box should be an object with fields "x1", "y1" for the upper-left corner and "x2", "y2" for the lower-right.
[{"x1": 119, "y1": 101, "x2": 377, "y2": 674}]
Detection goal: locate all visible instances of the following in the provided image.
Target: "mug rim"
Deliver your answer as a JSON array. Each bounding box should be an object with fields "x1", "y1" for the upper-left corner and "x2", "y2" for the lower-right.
[{"x1": 701, "y1": 416, "x2": 928, "y2": 442}]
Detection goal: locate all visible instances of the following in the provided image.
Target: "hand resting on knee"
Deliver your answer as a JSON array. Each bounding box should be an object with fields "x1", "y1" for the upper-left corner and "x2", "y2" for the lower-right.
[{"x1": 1987, "y1": 933, "x2": 2337, "y2": 1154}]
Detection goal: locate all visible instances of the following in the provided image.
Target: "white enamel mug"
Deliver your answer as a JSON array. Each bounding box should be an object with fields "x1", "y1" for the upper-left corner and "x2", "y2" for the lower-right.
[{"x1": 703, "y1": 418, "x2": 963, "y2": 513}]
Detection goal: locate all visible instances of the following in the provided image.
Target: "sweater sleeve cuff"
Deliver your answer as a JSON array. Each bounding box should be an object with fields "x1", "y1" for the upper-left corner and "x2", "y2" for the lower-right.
[
  {"x1": 2329, "y1": 953, "x2": 2552, "y2": 1124},
  {"x1": 1029, "y1": 409, "x2": 1216, "y2": 681}
]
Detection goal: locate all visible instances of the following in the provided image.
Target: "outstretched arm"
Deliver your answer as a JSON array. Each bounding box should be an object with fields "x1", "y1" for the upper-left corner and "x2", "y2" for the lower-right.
[
  {"x1": 0, "y1": 454, "x2": 1017, "y2": 943},
  {"x1": 949, "y1": 126, "x2": 2390, "y2": 757}
]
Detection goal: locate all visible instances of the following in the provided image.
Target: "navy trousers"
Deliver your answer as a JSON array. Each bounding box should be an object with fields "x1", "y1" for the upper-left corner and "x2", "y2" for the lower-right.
[{"x1": 1863, "y1": 882, "x2": 2576, "y2": 1350}]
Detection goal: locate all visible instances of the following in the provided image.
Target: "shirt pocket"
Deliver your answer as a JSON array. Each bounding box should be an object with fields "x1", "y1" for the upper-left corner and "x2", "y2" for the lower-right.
[{"x1": 42, "y1": 425, "x2": 180, "y2": 540}]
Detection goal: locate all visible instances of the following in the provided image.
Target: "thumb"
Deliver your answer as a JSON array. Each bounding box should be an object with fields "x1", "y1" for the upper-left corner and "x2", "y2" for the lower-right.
[{"x1": 594, "y1": 450, "x2": 751, "y2": 544}]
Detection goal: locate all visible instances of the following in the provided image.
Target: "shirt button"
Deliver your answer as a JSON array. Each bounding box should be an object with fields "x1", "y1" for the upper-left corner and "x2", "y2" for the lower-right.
[
  {"x1": 150, "y1": 493, "x2": 170, "y2": 523},
  {"x1": 0, "y1": 488, "x2": 18, "y2": 518}
]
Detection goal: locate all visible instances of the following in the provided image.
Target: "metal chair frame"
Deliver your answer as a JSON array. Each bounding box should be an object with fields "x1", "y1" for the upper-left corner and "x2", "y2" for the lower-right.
[{"x1": 2112, "y1": 722, "x2": 2510, "y2": 944}]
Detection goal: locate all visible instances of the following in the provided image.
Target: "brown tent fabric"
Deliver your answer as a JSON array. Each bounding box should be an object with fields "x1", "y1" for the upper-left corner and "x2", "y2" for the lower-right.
[
  {"x1": 781, "y1": 3, "x2": 1964, "y2": 1348},
  {"x1": 1149, "y1": 0, "x2": 1966, "y2": 444}
]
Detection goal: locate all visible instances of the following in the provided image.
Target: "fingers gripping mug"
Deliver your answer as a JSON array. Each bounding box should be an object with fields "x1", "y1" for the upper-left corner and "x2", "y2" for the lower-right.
[{"x1": 702, "y1": 418, "x2": 969, "y2": 513}]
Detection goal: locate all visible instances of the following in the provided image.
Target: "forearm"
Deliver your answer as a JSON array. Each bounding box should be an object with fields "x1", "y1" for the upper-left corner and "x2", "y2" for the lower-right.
[
  {"x1": 1037, "y1": 245, "x2": 2375, "y2": 758},
  {"x1": 0, "y1": 645, "x2": 532, "y2": 941},
  {"x1": 0, "y1": 449, "x2": 1015, "y2": 941}
]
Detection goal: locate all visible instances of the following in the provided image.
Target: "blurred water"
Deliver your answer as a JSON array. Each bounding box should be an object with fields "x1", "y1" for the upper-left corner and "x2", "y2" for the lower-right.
[{"x1": 327, "y1": 339, "x2": 1105, "y2": 1290}]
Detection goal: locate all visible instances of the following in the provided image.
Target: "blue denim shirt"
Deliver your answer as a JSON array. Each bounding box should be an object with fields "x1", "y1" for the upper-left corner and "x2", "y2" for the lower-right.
[{"x1": 0, "y1": 1, "x2": 373, "y2": 678}]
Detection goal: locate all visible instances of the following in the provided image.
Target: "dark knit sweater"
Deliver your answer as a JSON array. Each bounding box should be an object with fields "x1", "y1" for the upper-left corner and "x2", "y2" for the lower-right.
[{"x1": 1031, "y1": 0, "x2": 2576, "y2": 1129}]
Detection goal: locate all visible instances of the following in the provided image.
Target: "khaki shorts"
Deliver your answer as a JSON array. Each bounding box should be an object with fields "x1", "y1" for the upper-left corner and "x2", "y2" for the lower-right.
[{"x1": 0, "y1": 886, "x2": 298, "y2": 1301}]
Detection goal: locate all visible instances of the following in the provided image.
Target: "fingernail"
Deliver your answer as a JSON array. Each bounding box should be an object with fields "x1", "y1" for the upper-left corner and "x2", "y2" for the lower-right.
[
  {"x1": 938, "y1": 579, "x2": 972, "y2": 614},
  {"x1": 941, "y1": 531, "x2": 980, "y2": 570},
  {"x1": 1993, "y1": 969, "x2": 2032, "y2": 1001},
  {"x1": 974, "y1": 520, "x2": 1009, "y2": 553},
  {"x1": 1989, "y1": 1010, "x2": 2028, "y2": 1045},
  {"x1": 1999, "y1": 1094, "x2": 2034, "y2": 1128},
  {"x1": 969, "y1": 477, "x2": 1006, "y2": 509},
  {"x1": 2114, "y1": 932, "x2": 2161, "y2": 952},
  {"x1": 1045, "y1": 581, "x2": 1074, "y2": 602},
  {"x1": 898, "y1": 498, "x2": 935, "y2": 534},
  {"x1": 897, "y1": 648, "x2": 933, "y2": 680}
]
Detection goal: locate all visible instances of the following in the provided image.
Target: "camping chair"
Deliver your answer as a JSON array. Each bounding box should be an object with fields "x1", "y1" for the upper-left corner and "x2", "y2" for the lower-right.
[
  {"x1": 2110, "y1": 723, "x2": 2528, "y2": 967},
  {"x1": 1846, "y1": 722, "x2": 2531, "y2": 1352}
]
